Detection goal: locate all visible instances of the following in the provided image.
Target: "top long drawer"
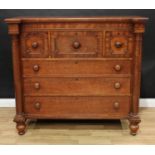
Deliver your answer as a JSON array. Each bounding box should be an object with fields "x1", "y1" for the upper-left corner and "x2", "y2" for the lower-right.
[{"x1": 22, "y1": 58, "x2": 132, "y2": 77}]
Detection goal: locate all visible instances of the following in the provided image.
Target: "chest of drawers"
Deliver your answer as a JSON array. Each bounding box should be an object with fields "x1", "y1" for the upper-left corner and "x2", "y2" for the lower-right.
[{"x1": 5, "y1": 16, "x2": 148, "y2": 135}]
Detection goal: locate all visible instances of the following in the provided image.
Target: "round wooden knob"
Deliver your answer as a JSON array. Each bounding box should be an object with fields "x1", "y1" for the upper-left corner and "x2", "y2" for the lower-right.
[
  {"x1": 34, "y1": 82, "x2": 40, "y2": 89},
  {"x1": 115, "y1": 41, "x2": 123, "y2": 48},
  {"x1": 75, "y1": 77, "x2": 79, "y2": 81},
  {"x1": 114, "y1": 65, "x2": 121, "y2": 71},
  {"x1": 114, "y1": 82, "x2": 121, "y2": 89},
  {"x1": 32, "y1": 42, "x2": 38, "y2": 48},
  {"x1": 34, "y1": 102, "x2": 41, "y2": 110},
  {"x1": 113, "y1": 102, "x2": 120, "y2": 109},
  {"x1": 73, "y1": 41, "x2": 81, "y2": 49},
  {"x1": 33, "y1": 65, "x2": 39, "y2": 72}
]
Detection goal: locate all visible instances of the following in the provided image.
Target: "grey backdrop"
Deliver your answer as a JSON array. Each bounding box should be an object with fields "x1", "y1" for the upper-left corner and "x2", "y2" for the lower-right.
[{"x1": 0, "y1": 9, "x2": 155, "y2": 98}]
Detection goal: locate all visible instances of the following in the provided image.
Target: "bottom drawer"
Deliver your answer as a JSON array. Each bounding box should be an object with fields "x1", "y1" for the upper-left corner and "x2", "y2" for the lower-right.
[{"x1": 24, "y1": 96, "x2": 131, "y2": 119}]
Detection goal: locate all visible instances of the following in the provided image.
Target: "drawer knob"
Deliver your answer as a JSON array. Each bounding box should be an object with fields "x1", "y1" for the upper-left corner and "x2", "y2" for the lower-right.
[
  {"x1": 32, "y1": 42, "x2": 38, "y2": 48},
  {"x1": 75, "y1": 77, "x2": 79, "y2": 81},
  {"x1": 73, "y1": 41, "x2": 81, "y2": 49},
  {"x1": 115, "y1": 41, "x2": 123, "y2": 48},
  {"x1": 114, "y1": 65, "x2": 121, "y2": 71},
  {"x1": 33, "y1": 65, "x2": 40, "y2": 72},
  {"x1": 34, "y1": 102, "x2": 41, "y2": 110},
  {"x1": 113, "y1": 102, "x2": 120, "y2": 109},
  {"x1": 34, "y1": 82, "x2": 40, "y2": 89},
  {"x1": 114, "y1": 82, "x2": 121, "y2": 89}
]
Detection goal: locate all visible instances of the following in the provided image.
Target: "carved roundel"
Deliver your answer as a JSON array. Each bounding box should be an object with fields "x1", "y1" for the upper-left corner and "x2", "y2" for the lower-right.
[
  {"x1": 105, "y1": 31, "x2": 134, "y2": 57},
  {"x1": 111, "y1": 36, "x2": 128, "y2": 54}
]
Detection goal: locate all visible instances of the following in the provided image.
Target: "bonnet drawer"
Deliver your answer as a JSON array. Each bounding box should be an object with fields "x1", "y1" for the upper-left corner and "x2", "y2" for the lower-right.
[{"x1": 51, "y1": 31, "x2": 102, "y2": 58}]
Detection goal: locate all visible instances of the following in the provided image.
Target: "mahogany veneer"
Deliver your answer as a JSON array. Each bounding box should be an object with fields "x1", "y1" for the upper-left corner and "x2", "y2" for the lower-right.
[{"x1": 5, "y1": 16, "x2": 148, "y2": 135}]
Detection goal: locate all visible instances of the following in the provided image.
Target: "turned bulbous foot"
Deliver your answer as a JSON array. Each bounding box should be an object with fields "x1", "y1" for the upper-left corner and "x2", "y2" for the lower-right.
[
  {"x1": 14, "y1": 114, "x2": 27, "y2": 135},
  {"x1": 128, "y1": 113, "x2": 141, "y2": 136},
  {"x1": 16, "y1": 123, "x2": 26, "y2": 135},
  {"x1": 129, "y1": 124, "x2": 139, "y2": 136}
]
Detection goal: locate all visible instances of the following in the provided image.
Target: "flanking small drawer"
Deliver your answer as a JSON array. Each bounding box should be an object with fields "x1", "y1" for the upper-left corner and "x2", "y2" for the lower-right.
[
  {"x1": 51, "y1": 31, "x2": 102, "y2": 58},
  {"x1": 22, "y1": 59, "x2": 132, "y2": 77},
  {"x1": 104, "y1": 31, "x2": 134, "y2": 57},
  {"x1": 23, "y1": 77, "x2": 131, "y2": 96},
  {"x1": 24, "y1": 96, "x2": 131, "y2": 119},
  {"x1": 21, "y1": 32, "x2": 49, "y2": 58}
]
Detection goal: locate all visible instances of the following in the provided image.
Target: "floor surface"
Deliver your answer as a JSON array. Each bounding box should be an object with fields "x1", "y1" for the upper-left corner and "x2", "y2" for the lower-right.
[{"x1": 0, "y1": 107, "x2": 155, "y2": 144}]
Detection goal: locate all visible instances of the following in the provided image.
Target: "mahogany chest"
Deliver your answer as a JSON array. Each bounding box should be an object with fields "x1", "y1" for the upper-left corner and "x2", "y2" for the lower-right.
[{"x1": 5, "y1": 16, "x2": 148, "y2": 135}]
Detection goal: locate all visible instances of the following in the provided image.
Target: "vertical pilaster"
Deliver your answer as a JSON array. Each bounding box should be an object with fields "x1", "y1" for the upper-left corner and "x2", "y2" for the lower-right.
[
  {"x1": 7, "y1": 23, "x2": 26, "y2": 135},
  {"x1": 132, "y1": 32, "x2": 143, "y2": 113},
  {"x1": 128, "y1": 22, "x2": 146, "y2": 135},
  {"x1": 11, "y1": 35, "x2": 23, "y2": 114}
]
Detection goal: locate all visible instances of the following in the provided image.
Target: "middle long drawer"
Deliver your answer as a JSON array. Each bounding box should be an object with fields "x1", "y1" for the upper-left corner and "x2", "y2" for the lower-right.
[{"x1": 23, "y1": 77, "x2": 131, "y2": 96}]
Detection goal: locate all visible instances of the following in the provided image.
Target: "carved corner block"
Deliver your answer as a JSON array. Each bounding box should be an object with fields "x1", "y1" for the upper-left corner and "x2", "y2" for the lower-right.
[
  {"x1": 134, "y1": 23, "x2": 145, "y2": 33},
  {"x1": 128, "y1": 113, "x2": 141, "y2": 136},
  {"x1": 14, "y1": 114, "x2": 26, "y2": 135},
  {"x1": 7, "y1": 24, "x2": 20, "y2": 35}
]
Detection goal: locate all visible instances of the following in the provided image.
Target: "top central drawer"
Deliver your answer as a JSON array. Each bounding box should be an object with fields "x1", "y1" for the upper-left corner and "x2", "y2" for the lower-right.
[{"x1": 52, "y1": 31, "x2": 102, "y2": 58}]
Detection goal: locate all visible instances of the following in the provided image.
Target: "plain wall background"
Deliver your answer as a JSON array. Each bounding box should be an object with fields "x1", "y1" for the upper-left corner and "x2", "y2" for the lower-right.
[{"x1": 0, "y1": 9, "x2": 155, "y2": 98}]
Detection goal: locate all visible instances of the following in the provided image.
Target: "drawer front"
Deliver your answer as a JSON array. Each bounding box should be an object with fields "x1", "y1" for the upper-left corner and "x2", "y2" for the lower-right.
[
  {"x1": 24, "y1": 96, "x2": 130, "y2": 119},
  {"x1": 20, "y1": 30, "x2": 134, "y2": 58},
  {"x1": 51, "y1": 31, "x2": 102, "y2": 58},
  {"x1": 105, "y1": 31, "x2": 134, "y2": 57},
  {"x1": 21, "y1": 32, "x2": 49, "y2": 58},
  {"x1": 22, "y1": 59, "x2": 132, "y2": 77},
  {"x1": 23, "y1": 77, "x2": 131, "y2": 96}
]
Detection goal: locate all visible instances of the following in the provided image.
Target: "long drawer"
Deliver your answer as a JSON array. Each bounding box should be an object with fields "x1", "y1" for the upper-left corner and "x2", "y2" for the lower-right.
[
  {"x1": 24, "y1": 96, "x2": 131, "y2": 119},
  {"x1": 22, "y1": 59, "x2": 132, "y2": 77},
  {"x1": 23, "y1": 77, "x2": 131, "y2": 96}
]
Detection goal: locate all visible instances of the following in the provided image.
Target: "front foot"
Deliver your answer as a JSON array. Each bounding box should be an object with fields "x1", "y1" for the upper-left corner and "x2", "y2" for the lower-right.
[
  {"x1": 14, "y1": 115, "x2": 26, "y2": 135},
  {"x1": 128, "y1": 113, "x2": 141, "y2": 136}
]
